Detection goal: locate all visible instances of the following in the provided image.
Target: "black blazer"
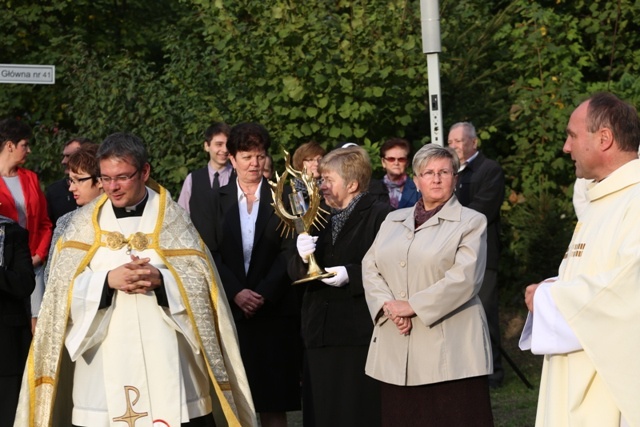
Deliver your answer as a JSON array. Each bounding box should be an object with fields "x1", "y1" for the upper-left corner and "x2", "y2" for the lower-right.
[
  {"x1": 455, "y1": 151, "x2": 505, "y2": 269},
  {"x1": 211, "y1": 178, "x2": 296, "y2": 321},
  {"x1": 0, "y1": 222, "x2": 36, "y2": 376},
  {"x1": 289, "y1": 193, "x2": 391, "y2": 349}
]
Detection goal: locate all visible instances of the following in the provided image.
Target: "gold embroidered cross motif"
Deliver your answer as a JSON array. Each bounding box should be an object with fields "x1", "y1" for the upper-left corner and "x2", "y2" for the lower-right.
[
  {"x1": 112, "y1": 385, "x2": 149, "y2": 426},
  {"x1": 104, "y1": 231, "x2": 151, "y2": 254}
]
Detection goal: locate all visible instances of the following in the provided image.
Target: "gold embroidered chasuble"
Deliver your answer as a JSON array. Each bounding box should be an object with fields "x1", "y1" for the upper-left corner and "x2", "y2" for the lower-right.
[
  {"x1": 14, "y1": 185, "x2": 256, "y2": 427},
  {"x1": 536, "y1": 159, "x2": 640, "y2": 427}
]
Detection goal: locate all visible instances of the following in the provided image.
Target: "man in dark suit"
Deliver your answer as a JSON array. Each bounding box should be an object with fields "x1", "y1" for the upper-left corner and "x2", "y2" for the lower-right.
[
  {"x1": 0, "y1": 215, "x2": 36, "y2": 426},
  {"x1": 448, "y1": 121, "x2": 505, "y2": 388},
  {"x1": 178, "y1": 123, "x2": 235, "y2": 253}
]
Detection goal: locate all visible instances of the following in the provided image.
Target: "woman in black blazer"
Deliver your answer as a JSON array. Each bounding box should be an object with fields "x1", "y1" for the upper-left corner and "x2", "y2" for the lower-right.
[
  {"x1": 0, "y1": 215, "x2": 35, "y2": 427},
  {"x1": 209, "y1": 123, "x2": 300, "y2": 427},
  {"x1": 290, "y1": 146, "x2": 391, "y2": 427}
]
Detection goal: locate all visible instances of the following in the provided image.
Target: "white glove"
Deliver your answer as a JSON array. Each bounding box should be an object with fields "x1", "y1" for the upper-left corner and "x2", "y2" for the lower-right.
[
  {"x1": 296, "y1": 234, "x2": 318, "y2": 263},
  {"x1": 321, "y1": 266, "x2": 349, "y2": 287}
]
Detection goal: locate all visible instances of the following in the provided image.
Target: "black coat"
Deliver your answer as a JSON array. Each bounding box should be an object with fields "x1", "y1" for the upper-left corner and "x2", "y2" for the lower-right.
[
  {"x1": 455, "y1": 152, "x2": 504, "y2": 269},
  {"x1": 0, "y1": 222, "x2": 36, "y2": 376},
  {"x1": 289, "y1": 193, "x2": 391, "y2": 348},
  {"x1": 211, "y1": 178, "x2": 297, "y2": 321}
]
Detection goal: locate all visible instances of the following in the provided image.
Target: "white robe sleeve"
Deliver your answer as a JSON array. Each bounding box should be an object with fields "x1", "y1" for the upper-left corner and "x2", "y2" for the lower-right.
[
  {"x1": 65, "y1": 269, "x2": 114, "y2": 361},
  {"x1": 519, "y1": 280, "x2": 582, "y2": 355}
]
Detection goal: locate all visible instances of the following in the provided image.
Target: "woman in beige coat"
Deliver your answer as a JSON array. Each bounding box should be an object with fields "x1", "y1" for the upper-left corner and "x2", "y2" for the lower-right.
[{"x1": 363, "y1": 144, "x2": 494, "y2": 427}]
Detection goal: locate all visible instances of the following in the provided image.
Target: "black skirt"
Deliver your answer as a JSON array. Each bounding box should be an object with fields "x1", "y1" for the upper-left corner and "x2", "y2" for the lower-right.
[
  {"x1": 235, "y1": 316, "x2": 302, "y2": 412},
  {"x1": 380, "y1": 375, "x2": 494, "y2": 427},
  {"x1": 306, "y1": 346, "x2": 381, "y2": 427}
]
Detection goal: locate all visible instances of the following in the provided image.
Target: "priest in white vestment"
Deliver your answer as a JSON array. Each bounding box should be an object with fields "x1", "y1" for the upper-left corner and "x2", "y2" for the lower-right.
[
  {"x1": 520, "y1": 92, "x2": 640, "y2": 427},
  {"x1": 14, "y1": 132, "x2": 256, "y2": 427}
]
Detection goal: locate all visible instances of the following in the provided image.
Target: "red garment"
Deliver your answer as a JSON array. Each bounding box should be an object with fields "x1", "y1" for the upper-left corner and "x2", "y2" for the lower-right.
[{"x1": 0, "y1": 168, "x2": 52, "y2": 260}]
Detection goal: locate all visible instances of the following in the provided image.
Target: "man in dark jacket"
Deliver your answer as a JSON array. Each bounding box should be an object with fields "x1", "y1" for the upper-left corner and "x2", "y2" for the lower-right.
[
  {"x1": 178, "y1": 122, "x2": 233, "y2": 247},
  {"x1": 448, "y1": 121, "x2": 505, "y2": 388}
]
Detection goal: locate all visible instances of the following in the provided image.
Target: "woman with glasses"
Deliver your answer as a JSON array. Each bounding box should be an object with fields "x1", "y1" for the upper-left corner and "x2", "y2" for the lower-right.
[
  {"x1": 0, "y1": 119, "x2": 52, "y2": 331},
  {"x1": 290, "y1": 145, "x2": 391, "y2": 427},
  {"x1": 363, "y1": 144, "x2": 494, "y2": 427},
  {"x1": 45, "y1": 144, "x2": 102, "y2": 283},
  {"x1": 374, "y1": 138, "x2": 419, "y2": 209},
  {"x1": 291, "y1": 141, "x2": 325, "y2": 198},
  {"x1": 293, "y1": 141, "x2": 325, "y2": 179}
]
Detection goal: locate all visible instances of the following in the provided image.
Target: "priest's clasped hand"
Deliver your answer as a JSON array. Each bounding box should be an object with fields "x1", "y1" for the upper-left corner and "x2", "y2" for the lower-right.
[{"x1": 108, "y1": 254, "x2": 162, "y2": 294}]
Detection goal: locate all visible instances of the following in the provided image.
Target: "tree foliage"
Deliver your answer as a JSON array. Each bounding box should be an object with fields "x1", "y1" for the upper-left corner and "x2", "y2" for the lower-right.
[{"x1": 2, "y1": 0, "x2": 640, "y2": 290}]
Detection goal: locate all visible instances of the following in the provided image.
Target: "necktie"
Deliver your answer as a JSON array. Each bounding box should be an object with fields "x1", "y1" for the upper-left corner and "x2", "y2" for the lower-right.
[{"x1": 212, "y1": 171, "x2": 220, "y2": 190}]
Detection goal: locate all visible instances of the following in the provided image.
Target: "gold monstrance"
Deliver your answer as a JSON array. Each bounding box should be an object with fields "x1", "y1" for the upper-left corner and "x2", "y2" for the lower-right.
[{"x1": 270, "y1": 150, "x2": 335, "y2": 285}]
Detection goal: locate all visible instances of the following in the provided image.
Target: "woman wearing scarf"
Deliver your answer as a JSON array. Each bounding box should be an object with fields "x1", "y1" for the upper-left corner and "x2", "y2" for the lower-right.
[
  {"x1": 374, "y1": 138, "x2": 419, "y2": 209},
  {"x1": 363, "y1": 144, "x2": 493, "y2": 427},
  {"x1": 290, "y1": 145, "x2": 391, "y2": 427}
]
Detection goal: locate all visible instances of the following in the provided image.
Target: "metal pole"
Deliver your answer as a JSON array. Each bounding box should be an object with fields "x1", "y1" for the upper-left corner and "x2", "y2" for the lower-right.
[{"x1": 420, "y1": 0, "x2": 443, "y2": 146}]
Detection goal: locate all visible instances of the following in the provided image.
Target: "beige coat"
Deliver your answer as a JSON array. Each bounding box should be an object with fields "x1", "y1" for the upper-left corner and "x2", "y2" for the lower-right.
[{"x1": 363, "y1": 196, "x2": 492, "y2": 386}]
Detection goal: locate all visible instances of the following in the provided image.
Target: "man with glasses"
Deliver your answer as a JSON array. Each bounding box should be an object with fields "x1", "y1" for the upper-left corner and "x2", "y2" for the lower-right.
[
  {"x1": 15, "y1": 132, "x2": 255, "y2": 427},
  {"x1": 448, "y1": 121, "x2": 505, "y2": 388}
]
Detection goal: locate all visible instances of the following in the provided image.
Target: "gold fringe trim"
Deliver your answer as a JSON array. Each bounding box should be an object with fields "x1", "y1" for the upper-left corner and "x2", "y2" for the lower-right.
[{"x1": 35, "y1": 376, "x2": 55, "y2": 386}]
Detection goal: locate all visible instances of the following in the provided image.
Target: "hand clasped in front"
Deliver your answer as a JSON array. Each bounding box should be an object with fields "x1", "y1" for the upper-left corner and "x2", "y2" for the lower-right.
[
  {"x1": 108, "y1": 254, "x2": 162, "y2": 294},
  {"x1": 383, "y1": 300, "x2": 416, "y2": 336}
]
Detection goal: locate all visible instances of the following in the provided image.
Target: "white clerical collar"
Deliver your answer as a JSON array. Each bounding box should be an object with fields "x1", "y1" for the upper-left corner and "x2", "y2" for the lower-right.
[{"x1": 112, "y1": 189, "x2": 149, "y2": 218}]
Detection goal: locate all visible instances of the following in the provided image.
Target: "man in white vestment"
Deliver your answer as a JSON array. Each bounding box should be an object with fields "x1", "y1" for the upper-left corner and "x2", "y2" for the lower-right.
[
  {"x1": 520, "y1": 92, "x2": 640, "y2": 427},
  {"x1": 14, "y1": 133, "x2": 256, "y2": 427}
]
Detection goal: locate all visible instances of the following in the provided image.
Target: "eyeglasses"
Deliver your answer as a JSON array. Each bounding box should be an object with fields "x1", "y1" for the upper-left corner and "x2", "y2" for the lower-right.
[
  {"x1": 99, "y1": 170, "x2": 139, "y2": 185},
  {"x1": 383, "y1": 156, "x2": 408, "y2": 164},
  {"x1": 418, "y1": 169, "x2": 456, "y2": 180},
  {"x1": 67, "y1": 176, "x2": 93, "y2": 186}
]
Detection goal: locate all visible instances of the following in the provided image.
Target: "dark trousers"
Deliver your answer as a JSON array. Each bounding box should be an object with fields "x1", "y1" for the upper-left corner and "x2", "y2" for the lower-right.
[
  {"x1": 478, "y1": 268, "x2": 503, "y2": 385},
  {"x1": 0, "y1": 375, "x2": 22, "y2": 427}
]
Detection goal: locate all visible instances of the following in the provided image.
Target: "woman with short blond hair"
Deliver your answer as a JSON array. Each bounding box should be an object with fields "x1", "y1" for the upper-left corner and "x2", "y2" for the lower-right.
[{"x1": 290, "y1": 145, "x2": 391, "y2": 427}]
